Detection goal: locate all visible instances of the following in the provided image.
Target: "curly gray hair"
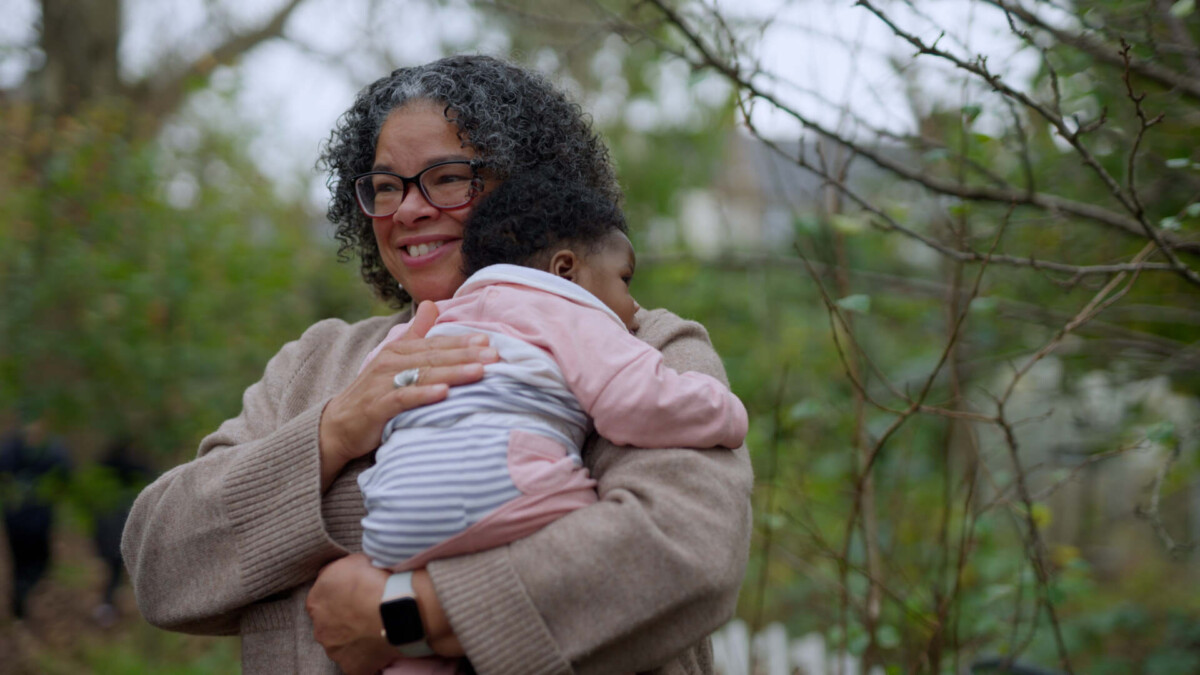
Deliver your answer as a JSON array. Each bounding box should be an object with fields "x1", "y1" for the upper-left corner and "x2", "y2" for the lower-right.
[{"x1": 319, "y1": 54, "x2": 620, "y2": 307}]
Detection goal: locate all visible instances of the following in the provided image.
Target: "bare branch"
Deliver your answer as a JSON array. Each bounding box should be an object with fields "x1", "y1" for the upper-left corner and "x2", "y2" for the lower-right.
[
  {"x1": 643, "y1": 0, "x2": 1200, "y2": 259},
  {"x1": 856, "y1": 0, "x2": 1200, "y2": 285},
  {"x1": 751, "y1": 367, "x2": 790, "y2": 633},
  {"x1": 994, "y1": 407, "x2": 1075, "y2": 672},
  {"x1": 126, "y1": 0, "x2": 307, "y2": 124},
  {"x1": 1000, "y1": 2, "x2": 1063, "y2": 116},
  {"x1": 999, "y1": 244, "x2": 1154, "y2": 411},
  {"x1": 1137, "y1": 437, "x2": 1199, "y2": 557},
  {"x1": 1154, "y1": 0, "x2": 1200, "y2": 79},
  {"x1": 986, "y1": 0, "x2": 1200, "y2": 102},
  {"x1": 1120, "y1": 39, "x2": 1166, "y2": 223}
]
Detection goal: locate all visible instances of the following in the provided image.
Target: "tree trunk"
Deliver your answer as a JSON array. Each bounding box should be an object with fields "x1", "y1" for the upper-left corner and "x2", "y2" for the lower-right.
[{"x1": 36, "y1": 0, "x2": 122, "y2": 119}]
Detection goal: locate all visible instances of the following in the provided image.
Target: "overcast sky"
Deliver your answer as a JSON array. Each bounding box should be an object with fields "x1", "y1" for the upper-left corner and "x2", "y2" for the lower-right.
[{"x1": 2, "y1": 0, "x2": 1040, "y2": 204}]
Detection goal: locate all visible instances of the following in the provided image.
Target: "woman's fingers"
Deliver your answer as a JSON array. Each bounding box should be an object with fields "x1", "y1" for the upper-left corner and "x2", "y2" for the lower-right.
[
  {"x1": 386, "y1": 332, "x2": 491, "y2": 355},
  {"x1": 404, "y1": 300, "x2": 440, "y2": 340},
  {"x1": 318, "y1": 319, "x2": 499, "y2": 492},
  {"x1": 389, "y1": 361, "x2": 485, "y2": 391},
  {"x1": 375, "y1": 344, "x2": 498, "y2": 372},
  {"x1": 388, "y1": 382, "x2": 450, "y2": 406}
]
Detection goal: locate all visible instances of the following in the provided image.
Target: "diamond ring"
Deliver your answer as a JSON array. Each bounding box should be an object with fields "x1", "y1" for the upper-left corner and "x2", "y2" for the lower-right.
[{"x1": 392, "y1": 368, "x2": 421, "y2": 388}]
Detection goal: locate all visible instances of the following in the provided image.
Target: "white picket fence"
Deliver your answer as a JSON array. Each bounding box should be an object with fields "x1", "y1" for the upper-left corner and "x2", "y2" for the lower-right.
[{"x1": 711, "y1": 620, "x2": 885, "y2": 675}]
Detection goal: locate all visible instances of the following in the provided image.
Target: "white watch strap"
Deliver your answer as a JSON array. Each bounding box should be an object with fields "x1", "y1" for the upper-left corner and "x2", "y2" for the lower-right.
[
  {"x1": 381, "y1": 572, "x2": 435, "y2": 658},
  {"x1": 382, "y1": 571, "x2": 417, "y2": 602}
]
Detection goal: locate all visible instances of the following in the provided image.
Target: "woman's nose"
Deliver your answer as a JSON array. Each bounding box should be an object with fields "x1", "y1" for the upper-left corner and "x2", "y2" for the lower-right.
[{"x1": 391, "y1": 184, "x2": 438, "y2": 227}]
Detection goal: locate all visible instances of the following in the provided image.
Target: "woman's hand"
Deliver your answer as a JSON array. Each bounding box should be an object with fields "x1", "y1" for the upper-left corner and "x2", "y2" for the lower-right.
[
  {"x1": 307, "y1": 554, "x2": 463, "y2": 674},
  {"x1": 318, "y1": 301, "x2": 499, "y2": 490},
  {"x1": 306, "y1": 553, "x2": 395, "y2": 675}
]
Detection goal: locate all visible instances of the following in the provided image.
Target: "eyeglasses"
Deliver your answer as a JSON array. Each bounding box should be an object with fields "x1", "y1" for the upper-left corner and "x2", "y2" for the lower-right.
[{"x1": 352, "y1": 160, "x2": 483, "y2": 217}]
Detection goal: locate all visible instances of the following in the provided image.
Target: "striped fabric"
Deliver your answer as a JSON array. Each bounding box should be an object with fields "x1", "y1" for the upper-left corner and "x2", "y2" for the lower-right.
[{"x1": 358, "y1": 373, "x2": 589, "y2": 568}]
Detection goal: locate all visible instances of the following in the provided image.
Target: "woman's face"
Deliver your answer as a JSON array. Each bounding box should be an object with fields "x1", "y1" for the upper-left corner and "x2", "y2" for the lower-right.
[{"x1": 370, "y1": 102, "x2": 488, "y2": 304}]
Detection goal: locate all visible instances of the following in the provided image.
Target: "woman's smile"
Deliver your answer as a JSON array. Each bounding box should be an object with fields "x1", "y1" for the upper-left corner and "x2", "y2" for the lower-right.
[
  {"x1": 395, "y1": 236, "x2": 459, "y2": 265},
  {"x1": 403, "y1": 241, "x2": 448, "y2": 259}
]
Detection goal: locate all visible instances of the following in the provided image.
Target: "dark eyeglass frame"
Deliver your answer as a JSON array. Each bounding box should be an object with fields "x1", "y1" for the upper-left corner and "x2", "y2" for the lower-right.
[{"x1": 352, "y1": 160, "x2": 484, "y2": 217}]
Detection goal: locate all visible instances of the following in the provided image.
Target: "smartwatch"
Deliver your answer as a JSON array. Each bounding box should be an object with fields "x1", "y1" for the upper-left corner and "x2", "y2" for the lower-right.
[{"x1": 379, "y1": 572, "x2": 435, "y2": 657}]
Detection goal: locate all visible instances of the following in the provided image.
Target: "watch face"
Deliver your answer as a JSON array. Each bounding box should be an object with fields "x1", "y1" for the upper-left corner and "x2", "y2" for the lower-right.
[{"x1": 381, "y1": 597, "x2": 425, "y2": 645}]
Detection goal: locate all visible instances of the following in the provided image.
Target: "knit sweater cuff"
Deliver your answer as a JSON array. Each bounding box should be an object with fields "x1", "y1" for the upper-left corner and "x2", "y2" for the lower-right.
[
  {"x1": 428, "y1": 547, "x2": 571, "y2": 675},
  {"x1": 223, "y1": 403, "x2": 345, "y2": 600}
]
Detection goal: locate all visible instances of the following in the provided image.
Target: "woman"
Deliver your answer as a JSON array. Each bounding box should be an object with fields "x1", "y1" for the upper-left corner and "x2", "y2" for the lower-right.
[{"x1": 122, "y1": 54, "x2": 753, "y2": 675}]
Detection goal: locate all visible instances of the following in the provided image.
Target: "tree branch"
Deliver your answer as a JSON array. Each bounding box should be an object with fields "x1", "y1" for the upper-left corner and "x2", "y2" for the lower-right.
[
  {"x1": 125, "y1": 0, "x2": 307, "y2": 127},
  {"x1": 986, "y1": 0, "x2": 1200, "y2": 102},
  {"x1": 642, "y1": 0, "x2": 1200, "y2": 259},
  {"x1": 1137, "y1": 437, "x2": 1199, "y2": 557}
]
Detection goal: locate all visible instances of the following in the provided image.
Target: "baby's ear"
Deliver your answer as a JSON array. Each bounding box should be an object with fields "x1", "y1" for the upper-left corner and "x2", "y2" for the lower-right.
[{"x1": 549, "y1": 250, "x2": 579, "y2": 281}]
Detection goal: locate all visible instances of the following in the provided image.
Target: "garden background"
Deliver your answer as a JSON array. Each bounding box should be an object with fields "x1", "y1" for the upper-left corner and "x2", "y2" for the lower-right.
[{"x1": 1, "y1": 0, "x2": 1197, "y2": 673}]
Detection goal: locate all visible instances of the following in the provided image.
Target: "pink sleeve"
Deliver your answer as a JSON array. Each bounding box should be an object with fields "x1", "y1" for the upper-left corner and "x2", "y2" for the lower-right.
[
  {"x1": 488, "y1": 288, "x2": 748, "y2": 449},
  {"x1": 358, "y1": 320, "x2": 414, "y2": 374}
]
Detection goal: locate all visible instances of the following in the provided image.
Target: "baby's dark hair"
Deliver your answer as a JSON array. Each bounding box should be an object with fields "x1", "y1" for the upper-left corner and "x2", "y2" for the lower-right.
[{"x1": 460, "y1": 171, "x2": 628, "y2": 277}]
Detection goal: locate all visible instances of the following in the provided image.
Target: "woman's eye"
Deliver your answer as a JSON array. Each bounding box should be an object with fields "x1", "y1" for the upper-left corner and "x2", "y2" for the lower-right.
[{"x1": 622, "y1": 276, "x2": 632, "y2": 286}]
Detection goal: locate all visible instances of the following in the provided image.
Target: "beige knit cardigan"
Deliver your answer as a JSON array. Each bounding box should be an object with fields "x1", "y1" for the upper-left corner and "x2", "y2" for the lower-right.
[{"x1": 122, "y1": 307, "x2": 754, "y2": 674}]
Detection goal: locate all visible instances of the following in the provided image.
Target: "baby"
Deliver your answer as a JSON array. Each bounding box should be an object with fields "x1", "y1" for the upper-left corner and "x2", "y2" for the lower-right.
[{"x1": 357, "y1": 171, "x2": 748, "y2": 674}]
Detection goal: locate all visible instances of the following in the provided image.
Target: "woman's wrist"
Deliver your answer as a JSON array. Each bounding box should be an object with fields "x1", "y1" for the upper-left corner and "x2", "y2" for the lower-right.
[
  {"x1": 318, "y1": 400, "x2": 352, "y2": 492},
  {"x1": 412, "y1": 568, "x2": 464, "y2": 657}
]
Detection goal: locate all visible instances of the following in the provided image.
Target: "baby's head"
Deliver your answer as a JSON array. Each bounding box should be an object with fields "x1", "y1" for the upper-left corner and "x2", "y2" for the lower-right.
[{"x1": 461, "y1": 171, "x2": 640, "y2": 330}]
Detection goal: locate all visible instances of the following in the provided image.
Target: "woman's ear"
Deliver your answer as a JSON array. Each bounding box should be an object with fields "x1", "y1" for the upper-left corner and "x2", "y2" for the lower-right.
[{"x1": 549, "y1": 250, "x2": 579, "y2": 281}]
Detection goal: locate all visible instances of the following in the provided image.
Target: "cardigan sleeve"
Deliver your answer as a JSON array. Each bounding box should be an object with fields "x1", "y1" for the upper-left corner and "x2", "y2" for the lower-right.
[
  {"x1": 427, "y1": 308, "x2": 755, "y2": 675},
  {"x1": 121, "y1": 318, "x2": 370, "y2": 635}
]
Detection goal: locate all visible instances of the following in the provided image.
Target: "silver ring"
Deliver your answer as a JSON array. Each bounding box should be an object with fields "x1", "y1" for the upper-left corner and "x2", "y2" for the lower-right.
[{"x1": 392, "y1": 368, "x2": 421, "y2": 388}]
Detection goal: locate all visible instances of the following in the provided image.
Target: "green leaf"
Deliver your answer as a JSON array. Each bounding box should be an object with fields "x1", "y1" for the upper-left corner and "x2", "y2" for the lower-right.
[
  {"x1": 1169, "y1": 0, "x2": 1195, "y2": 18},
  {"x1": 1031, "y1": 502, "x2": 1052, "y2": 529},
  {"x1": 962, "y1": 104, "x2": 983, "y2": 121},
  {"x1": 985, "y1": 583, "x2": 1015, "y2": 602},
  {"x1": 794, "y1": 215, "x2": 821, "y2": 233},
  {"x1": 1147, "y1": 421, "x2": 1176, "y2": 445},
  {"x1": 1160, "y1": 216, "x2": 1182, "y2": 231},
  {"x1": 970, "y1": 297, "x2": 998, "y2": 314},
  {"x1": 831, "y1": 213, "x2": 866, "y2": 234},
  {"x1": 788, "y1": 399, "x2": 823, "y2": 421},
  {"x1": 762, "y1": 512, "x2": 786, "y2": 531},
  {"x1": 835, "y1": 294, "x2": 871, "y2": 314},
  {"x1": 1185, "y1": 203, "x2": 1200, "y2": 218},
  {"x1": 849, "y1": 631, "x2": 870, "y2": 654},
  {"x1": 923, "y1": 148, "x2": 951, "y2": 163},
  {"x1": 877, "y1": 624, "x2": 901, "y2": 649}
]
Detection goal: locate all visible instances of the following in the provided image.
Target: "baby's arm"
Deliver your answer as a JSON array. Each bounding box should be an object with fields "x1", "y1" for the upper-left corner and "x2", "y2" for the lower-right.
[
  {"x1": 574, "y1": 329, "x2": 748, "y2": 449},
  {"x1": 490, "y1": 290, "x2": 748, "y2": 450}
]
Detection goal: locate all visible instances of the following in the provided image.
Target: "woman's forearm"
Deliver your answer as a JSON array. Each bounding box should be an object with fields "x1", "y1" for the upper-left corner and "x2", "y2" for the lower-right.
[
  {"x1": 123, "y1": 318, "x2": 376, "y2": 635},
  {"x1": 123, "y1": 404, "x2": 348, "y2": 634}
]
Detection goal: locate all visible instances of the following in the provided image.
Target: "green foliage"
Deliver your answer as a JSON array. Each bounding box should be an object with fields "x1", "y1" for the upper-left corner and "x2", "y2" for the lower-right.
[
  {"x1": 30, "y1": 615, "x2": 239, "y2": 674},
  {"x1": 0, "y1": 101, "x2": 377, "y2": 465},
  {"x1": 638, "y1": 235, "x2": 1198, "y2": 671},
  {"x1": 3, "y1": 1, "x2": 1197, "y2": 671}
]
